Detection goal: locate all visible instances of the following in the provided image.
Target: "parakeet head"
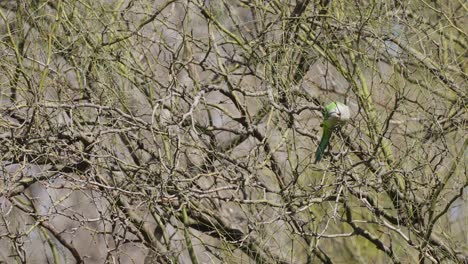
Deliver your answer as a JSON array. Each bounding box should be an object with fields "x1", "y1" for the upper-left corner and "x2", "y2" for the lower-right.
[{"x1": 324, "y1": 102, "x2": 350, "y2": 127}]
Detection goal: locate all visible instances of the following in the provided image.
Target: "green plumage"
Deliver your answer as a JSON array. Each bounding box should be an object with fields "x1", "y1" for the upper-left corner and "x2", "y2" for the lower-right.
[
  {"x1": 314, "y1": 102, "x2": 350, "y2": 163},
  {"x1": 314, "y1": 122, "x2": 333, "y2": 163}
]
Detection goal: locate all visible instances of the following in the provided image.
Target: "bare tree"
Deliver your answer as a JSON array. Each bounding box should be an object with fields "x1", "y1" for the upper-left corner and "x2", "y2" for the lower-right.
[{"x1": 0, "y1": 0, "x2": 466, "y2": 263}]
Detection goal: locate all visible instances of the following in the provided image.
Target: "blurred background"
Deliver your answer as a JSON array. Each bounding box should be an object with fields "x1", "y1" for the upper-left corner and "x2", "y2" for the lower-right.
[{"x1": 0, "y1": 0, "x2": 466, "y2": 263}]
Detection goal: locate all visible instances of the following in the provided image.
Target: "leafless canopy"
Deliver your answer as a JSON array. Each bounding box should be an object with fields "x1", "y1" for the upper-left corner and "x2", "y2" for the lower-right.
[{"x1": 0, "y1": 0, "x2": 466, "y2": 263}]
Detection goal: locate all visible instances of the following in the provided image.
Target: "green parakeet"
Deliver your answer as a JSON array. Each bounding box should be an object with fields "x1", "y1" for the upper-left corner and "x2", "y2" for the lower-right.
[{"x1": 314, "y1": 102, "x2": 350, "y2": 163}]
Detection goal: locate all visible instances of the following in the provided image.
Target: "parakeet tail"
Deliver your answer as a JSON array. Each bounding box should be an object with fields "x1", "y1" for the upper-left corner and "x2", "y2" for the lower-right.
[{"x1": 314, "y1": 127, "x2": 332, "y2": 163}]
